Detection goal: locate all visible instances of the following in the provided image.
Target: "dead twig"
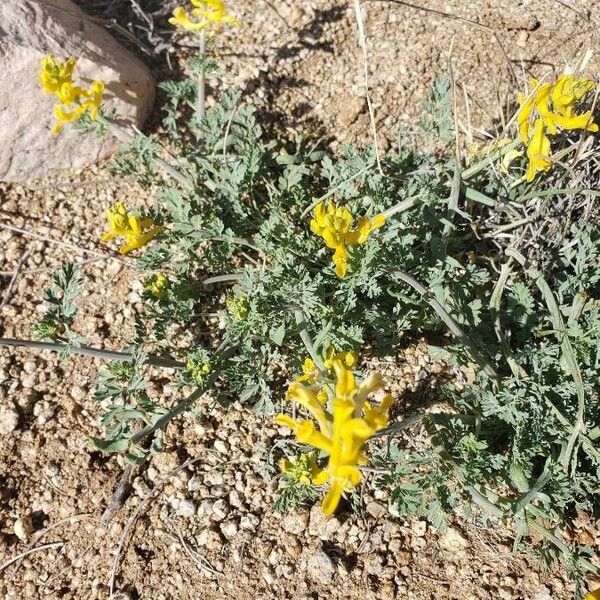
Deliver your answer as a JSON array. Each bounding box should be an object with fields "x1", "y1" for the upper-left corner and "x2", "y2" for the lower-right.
[
  {"x1": 101, "y1": 465, "x2": 135, "y2": 524},
  {"x1": 1, "y1": 248, "x2": 32, "y2": 310},
  {"x1": 353, "y1": 0, "x2": 384, "y2": 175},
  {"x1": 164, "y1": 516, "x2": 219, "y2": 576},
  {"x1": 0, "y1": 222, "x2": 132, "y2": 267},
  {"x1": 108, "y1": 457, "x2": 203, "y2": 597},
  {"x1": 369, "y1": 0, "x2": 517, "y2": 83},
  {"x1": 0, "y1": 543, "x2": 64, "y2": 574}
]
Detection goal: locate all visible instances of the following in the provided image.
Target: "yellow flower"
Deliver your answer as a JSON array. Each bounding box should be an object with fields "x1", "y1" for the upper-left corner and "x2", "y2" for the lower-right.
[
  {"x1": 584, "y1": 589, "x2": 600, "y2": 600},
  {"x1": 525, "y1": 119, "x2": 552, "y2": 182},
  {"x1": 517, "y1": 79, "x2": 551, "y2": 144},
  {"x1": 101, "y1": 202, "x2": 162, "y2": 254},
  {"x1": 275, "y1": 348, "x2": 392, "y2": 516},
  {"x1": 169, "y1": 0, "x2": 239, "y2": 32},
  {"x1": 323, "y1": 346, "x2": 358, "y2": 372},
  {"x1": 39, "y1": 56, "x2": 105, "y2": 134},
  {"x1": 146, "y1": 274, "x2": 169, "y2": 298},
  {"x1": 39, "y1": 56, "x2": 77, "y2": 95},
  {"x1": 552, "y1": 74, "x2": 596, "y2": 117},
  {"x1": 226, "y1": 296, "x2": 249, "y2": 321},
  {"x1": 516, "y1": 74, "x2": 598, "y2": 182},
  {"x1": 279, "y1": 453, "x2": 327, "y2": 486},
  {"x1": 310, "y1": 201, "x2": 386, "y2": 278},
  {"x1": 297, "y1": 357, "x2": 319, "y2": 384}
]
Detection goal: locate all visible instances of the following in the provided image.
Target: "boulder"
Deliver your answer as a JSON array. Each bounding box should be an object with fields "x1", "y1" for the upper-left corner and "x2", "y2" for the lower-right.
[{"x1": 0, "y1": 0, "x2": 155, "y2": 182}]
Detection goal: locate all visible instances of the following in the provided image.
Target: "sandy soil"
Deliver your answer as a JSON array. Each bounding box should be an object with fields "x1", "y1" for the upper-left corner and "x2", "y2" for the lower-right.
[{"x1": 1, "y1": 1, "x2": 600, "y2": 598}]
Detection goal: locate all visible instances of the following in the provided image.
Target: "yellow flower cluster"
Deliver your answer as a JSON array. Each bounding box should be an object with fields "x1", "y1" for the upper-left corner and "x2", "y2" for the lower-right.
[
  {"x1": 146, "y1": 274, "x2": 169, "y2": 299},
  {"x1": 275, "y1": 348, "x2": 392, "y2": 515},
  {"x1": 279, "y1": 452, "x2": 323, "y2": 486},
  {"x1": 169, "y1": 0, "x2": 239, "y2": 32},
  {"x1": 517, "y1": 74, "x2": 598, "y2": 182},
  {"x1": 310, "y1": 201, "x2": 386, "y2": 278},
  {"x1": 101, "y1": 202, "x2": 162, "y2": 255},
  {"x1": 226, "y1": 296, "x2": 249, "y2": 321},
  {"x1": 39, "y1": 56, "x2": 104, "y2": 134}
]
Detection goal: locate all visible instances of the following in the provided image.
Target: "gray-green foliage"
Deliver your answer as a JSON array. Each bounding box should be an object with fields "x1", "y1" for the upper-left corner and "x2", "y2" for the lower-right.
[
  {"x1": 39, "y1": 52, "x2": 600, "y2": 579},
  {"x1": 33, "y1": 263, "x2": 86, "y2": 353}
]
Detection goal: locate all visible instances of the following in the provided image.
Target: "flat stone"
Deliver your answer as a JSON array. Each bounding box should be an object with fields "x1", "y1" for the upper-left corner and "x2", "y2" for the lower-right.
[
  {"x1": 439, "y1": 526, "x2": 468, "y2": 552},
  {"x1": 306, "y1": 550, "x2": 335, "y2": 584},
  {"x1": 281, "y1": 509, "x2": 309, "y2": 535},
  {"x1": 0, "y1": 0, "x2": 155, "y2": 182},
  {"x1": 0, "y1": 405, "x2": 19, "y2": 435}
]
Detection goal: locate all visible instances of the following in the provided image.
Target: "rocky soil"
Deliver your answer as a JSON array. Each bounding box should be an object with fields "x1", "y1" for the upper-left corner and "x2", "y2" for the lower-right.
[{"x1": 1, "y1": 1, "x2": 600, "y2": 599}]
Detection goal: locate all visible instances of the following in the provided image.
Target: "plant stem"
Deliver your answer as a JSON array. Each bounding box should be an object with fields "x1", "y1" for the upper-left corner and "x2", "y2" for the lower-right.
[
  {"x1": 196, "y1": 30, "x2": 207, "y2": 129},
  {"x1": 392, "y1": 270, "x2": 499, "y2": 380},
  {"x1": 0, "y1": 338, "x2": 183, "y2": 369},
  {"x1": 293, "y1": 309, "x2": 325, "y2": 370},
  {"x1": 99, "y1": 116, "x2": 195, "y2": 191},
  {"x1": 461, "y1": 138, "x2": 521, "y2": 180},
  {"x1": 129, "y1": 343, "x2": 237, "y2": 446},
  {"x1": 381, "y1": 196, "x2": 418, "y2": 219}
]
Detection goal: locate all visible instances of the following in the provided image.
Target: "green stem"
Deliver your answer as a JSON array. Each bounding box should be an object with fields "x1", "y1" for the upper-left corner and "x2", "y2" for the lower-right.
[
  {"x1": 381, "y1": 196, "x2": 418, "y2": 219},
  {"x1": 392, "y1": 270, "x2": 499, "y2": 380},
  {"x1": 130, "y1": 343, "x2": 236, "y2": 445},
  {"x1": 461, "y1": 138, "x2": 521, "y2": 180},
  {"x1": 201, "y1": 273, "x2": 243, "y2": 286},
  {"x1": 99, "y1": 117, "x2": 195, "y2": 191},
  {"x1": 0, "y1": 338, "x2": 183, "y2": 369},
  {"x1": 293, "y1": 309, "x2": 324, "y2": 370}
]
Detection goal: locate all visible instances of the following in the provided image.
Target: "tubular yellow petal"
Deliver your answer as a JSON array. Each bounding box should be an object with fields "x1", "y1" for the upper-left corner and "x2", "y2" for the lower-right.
[
  {"x1": 295, "y1": 421, "x2": 333, "y2": 453},
  {"x1": 333, "y1": 363, "x2": 356, "y2": 398},
  {"x1": 322, "y1": 478, "x2": 345, "y2": 515},
  {"x1": 525, "y1": 119, "x2": 552, "y2": 182},
  {"x1": 287, "y1": 382, "x2": 330, "y2": 434},
  {"x1": 274, "y1": 414, "x2": 298, "y2": 430},
  {"x1": 278, "y1": 458, "x2": 294, "y2": 473},
  {"x1": 311, "y1": 469, "x2": 329, "y2": 486},
  {"x1": 335, "y1": 465, "x2": 362, "y2": 487},
  {"x1": 370, "y1": 214, "x2": 386, "y2": 230},
  {"x1": 355, "y1": 372, "x2": 384, "y2": 402},
  {"x1": 516, "y1": 91, "x2": 535, "y2": 144}
]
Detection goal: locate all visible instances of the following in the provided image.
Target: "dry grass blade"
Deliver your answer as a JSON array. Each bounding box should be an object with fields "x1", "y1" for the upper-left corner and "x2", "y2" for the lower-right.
[
  {"x1": 353, "y1": 0, "x2": 383, "y2": 175},
  {"x1": 0, "y1": 542, "x2": 64, "y2": 574},
  {"x1": 107, "y1": 457, "x2": 203, "y2": 596}
]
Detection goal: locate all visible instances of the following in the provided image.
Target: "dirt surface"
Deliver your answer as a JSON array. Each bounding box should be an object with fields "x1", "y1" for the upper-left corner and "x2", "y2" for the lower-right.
[{"x1": 2, "y1": 1, "x2": 600, "y2": 599}]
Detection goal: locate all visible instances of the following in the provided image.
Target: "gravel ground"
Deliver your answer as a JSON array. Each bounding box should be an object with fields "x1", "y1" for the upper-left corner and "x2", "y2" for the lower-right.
[{"x1": 2, "y1": 1, "x2": 600, "y2": 598}]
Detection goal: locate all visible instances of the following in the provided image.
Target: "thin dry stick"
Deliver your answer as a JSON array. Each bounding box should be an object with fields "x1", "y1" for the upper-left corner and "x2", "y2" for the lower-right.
[
  {"x1": 1, "y1": 248, "x2": 32, "y2": 310},
  {"x1": 165, "y1": 516, "x2": 219, "y2": 576},
  {"x1": 0, "y1": 257, "x2": 105, "y2": 277},
  {"x1": 13, "y1": 513, "x2": 93, "y2": 571},
  {"x1": 370, "y1": 0, "x2": 517, "y2": 83},
  {"x1": 197, "y1": 30, "x2": 207, "y2": 127},
  {"x1": 108, "y1": 457, "x2": 203, "y2": 596},
  {"x1": 0, "y1": 543, "x2": 64, "y2": 574},
  {"x1": 0, "y1": 222, "x2": 131, "y2": 267},
  {"x1": 101, "y1": 465, "x2": 135, "y2": 524},
  {"x1": 353, "y1": 0, "x2": 383, "y2": 175},
  {"x1": 393, "y1": 270, "x2": 499, "y2": 380},
  {"x1": 0, "y1": 338, "x2": 184, "y2": 369}
]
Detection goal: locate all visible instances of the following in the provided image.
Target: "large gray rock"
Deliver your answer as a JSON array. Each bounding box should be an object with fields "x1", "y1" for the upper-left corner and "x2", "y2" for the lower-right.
[{"x1": 0, "y1": 0, "x2": 155, "y2": 182}]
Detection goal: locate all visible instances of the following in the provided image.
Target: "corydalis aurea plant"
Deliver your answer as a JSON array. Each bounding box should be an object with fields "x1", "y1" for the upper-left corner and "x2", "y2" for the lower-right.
[
  {"x1": 169, "y1": 0, "x2": 240, "y2": 33},
  {"x1": 275, "y1": 348, "x2": 392, "y2": 515},
  {"x1": 310, "y1": 201, "x2": 386, "y2": 278},
  {"x1": 101, "y1": 202, "x2": 162, "y2": 255},
  {"x1": 39, "y1": 55, "x2": 104, "y2": 134},
  {"x1": 516, "y1": 73, "x2": 598, "y2": 181}
]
